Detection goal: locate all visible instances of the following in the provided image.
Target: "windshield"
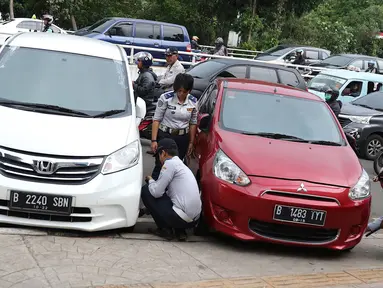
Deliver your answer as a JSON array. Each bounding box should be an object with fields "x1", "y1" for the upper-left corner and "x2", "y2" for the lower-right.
[
  {"x1": 0, "y1": 46, "x2": 131, "y2": 116},
  {"x1": 262, "y1": 45, "x2": 293, "y2": 56},
  {"x1": 87, "y1": 18, "x2": 115, "y2": 33},
  {"x1": 187, "y1": 60, "x2": 226, "y2": 79},
  {"x1": 308, "y1": 74, "x2": 347, "y2": 91},
  {"x1": 321, "y1": 55, "x2": 353, "y2": 67},
  {"x1": 351, "y1": 91, "x2": 383, "y2": 110},
  {"x1": 220, "y1": 89, "x2": 343, "y2": 144}
]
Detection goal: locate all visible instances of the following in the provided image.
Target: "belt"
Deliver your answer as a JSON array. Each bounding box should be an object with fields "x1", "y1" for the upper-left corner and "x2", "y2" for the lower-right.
[
  {"x1": 173, "y1": 206, "x2": 199, "y2": 223},
  {"x1": 159, "y1": 124, "x2": 189, "y2": 136}
]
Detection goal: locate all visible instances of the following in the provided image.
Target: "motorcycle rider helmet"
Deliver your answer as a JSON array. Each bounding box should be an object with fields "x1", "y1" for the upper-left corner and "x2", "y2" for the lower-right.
[
  {"x1": 42, "y1": 14, "x2": 53, "y2": 25},
  {"x1": 192, "y1": 36, "x2": 199, "y2": 41},
  {"x1": 133, "y1": 51, "x2": 153, "y2": 67},
  {"x1": 296, "y1": 49, "x2": 303, "y2": 55},
  {"x1": 215, "y1": 37, "x2": 224, "y2": 45},
  {"x1": 368, "y1": 60, "x2": 375, "y2": 68}
]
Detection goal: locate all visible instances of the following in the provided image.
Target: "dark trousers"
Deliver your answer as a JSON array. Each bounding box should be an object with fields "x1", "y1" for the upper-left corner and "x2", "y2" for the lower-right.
[
  {"x1": 151, "y1": 130, "x2": 189, "y2": 180},
  {"x1": 141, "y1": 184, "x2": 197, "y2": 229}
]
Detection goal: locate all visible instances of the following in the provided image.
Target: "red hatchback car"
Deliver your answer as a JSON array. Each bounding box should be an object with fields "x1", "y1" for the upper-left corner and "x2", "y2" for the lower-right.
[{"x1": 194, "y1": 78, "x2": 371, "y2": 251}]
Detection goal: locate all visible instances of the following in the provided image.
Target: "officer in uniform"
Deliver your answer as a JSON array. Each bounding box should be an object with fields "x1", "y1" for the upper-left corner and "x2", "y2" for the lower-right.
[
  {"x1": 158, "y1": 47, "x2": 185, "y2": 92},
  {"x1": 151, "y1": 73, "x2": 198, "y2": 180}
]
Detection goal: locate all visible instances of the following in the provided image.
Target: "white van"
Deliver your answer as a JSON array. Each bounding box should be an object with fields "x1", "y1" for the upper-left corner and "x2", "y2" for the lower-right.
[{"x1": 0, "y1": 32, "x2": 146, "y2": 231}]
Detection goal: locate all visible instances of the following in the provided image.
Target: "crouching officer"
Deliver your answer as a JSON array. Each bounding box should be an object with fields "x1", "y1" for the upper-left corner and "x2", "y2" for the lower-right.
[
  {"x1": 141, "y1": 138, "x2": 202, "y2": 241},
  {"x1": 151, "y1": 73, "x2": 198, "y2": 180}
]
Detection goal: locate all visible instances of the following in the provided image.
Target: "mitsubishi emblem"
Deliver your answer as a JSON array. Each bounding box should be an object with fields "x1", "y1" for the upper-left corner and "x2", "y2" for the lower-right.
[{"x1": 297, "y1": 183, "x2": 307, "y2": 192}]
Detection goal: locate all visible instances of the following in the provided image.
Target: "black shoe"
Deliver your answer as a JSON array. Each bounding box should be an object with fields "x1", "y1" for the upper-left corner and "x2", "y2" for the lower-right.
[
  {"x1": 148, "y1": 228, "x2": 174, "y2": 240},
  {"x1": 175, "y1": 229, "x2": 187, "y2": 241},
  {"x1": 138, "y1": 208, "x2": 150, "y2": 217}
]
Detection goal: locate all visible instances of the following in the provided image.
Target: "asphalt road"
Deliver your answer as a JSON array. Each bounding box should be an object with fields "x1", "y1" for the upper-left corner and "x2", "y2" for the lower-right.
[{"x1": 140, "y1": 140, "x2": 383, "y2": 220}]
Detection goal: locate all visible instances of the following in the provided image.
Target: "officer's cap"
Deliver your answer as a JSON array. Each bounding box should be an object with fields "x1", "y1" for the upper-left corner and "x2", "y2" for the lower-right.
[
  {"x1": 165, "y1": 47, "x2": 178, "y2": 56},
  {"x1": 154, "y1": 138, "x2": 179, "y2": 156}
]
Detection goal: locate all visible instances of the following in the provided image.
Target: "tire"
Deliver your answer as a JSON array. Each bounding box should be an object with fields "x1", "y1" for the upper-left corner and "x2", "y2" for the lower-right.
[
  {"x1": 374, "y1": 151, "x2": 383, "y2": 175},
  {"x1": 193, "y1": 170, "x2": 211, "y2": 236},
  {"x1": 364, "y1": 134, "x2": 383, "y2": 160}
]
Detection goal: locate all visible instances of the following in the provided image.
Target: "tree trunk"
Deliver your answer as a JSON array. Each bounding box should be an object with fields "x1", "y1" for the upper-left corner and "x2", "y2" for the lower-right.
[
  {"x1": 247, "y1": 0, "x2": 257, "y2": 42},
  {"x1": 9, "y1": 0, "x2": 14, "y2": 19},
  {"x1": 71, "y1": 15, "x2": 77, "y2": 31}
]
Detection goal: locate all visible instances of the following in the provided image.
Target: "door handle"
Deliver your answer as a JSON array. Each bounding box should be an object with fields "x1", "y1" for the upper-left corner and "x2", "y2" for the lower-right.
[
  {"x1": 154, "y1": 43, "x2": 160, "y2": 47},
  {"x1": 125, "y1": 40, "x2": 132, "y2": 45}
]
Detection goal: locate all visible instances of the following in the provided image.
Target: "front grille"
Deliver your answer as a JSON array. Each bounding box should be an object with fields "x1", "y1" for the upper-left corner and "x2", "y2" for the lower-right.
[
  {"x1": 338, "y1": 117, "x2": 352, "y2": 127},
  {"x1": 262, "y1": 191, "x2": 339, "y2": 205},
  {"x1": 0, "y1": 199, "x2": 92, "y2": 222},
  {"x1": 249, "y1": 219, "x2": 338, "y2": 244},
  {"x1": 0, "y1": 146, "x2": 104, "y2": 185}
]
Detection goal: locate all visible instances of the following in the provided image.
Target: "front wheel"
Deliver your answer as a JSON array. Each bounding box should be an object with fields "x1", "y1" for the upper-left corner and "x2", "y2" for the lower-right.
[
  {"x1": 374, "y1": 151, "x2": 383, "y2": 174},
  {"x1": 364, "y1": 134, "x2": 383, "y2": 160}
]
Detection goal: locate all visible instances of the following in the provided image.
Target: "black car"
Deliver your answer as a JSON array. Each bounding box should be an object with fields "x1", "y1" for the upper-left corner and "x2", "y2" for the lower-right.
[
  {"x1": 186, "y1": 58, "x2": 307, "y2": 99},
  {"x1": 309, "y1": 54, "x2": 383, "y2": 76},
  {"x1": 339, "y1": 91, "x2": 383, "y2": 160},
  {"x1": 254, "y1": 44, "x2": 331, "y2": 65}
]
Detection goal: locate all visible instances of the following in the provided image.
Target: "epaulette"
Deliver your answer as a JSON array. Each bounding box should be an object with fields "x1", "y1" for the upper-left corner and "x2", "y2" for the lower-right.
[
  {"x1": 188, "y1": 94, "x2": 197, "y2": 103},
  {"x1": 164, "y1": 91, "x2": 175, "y2": 99}
]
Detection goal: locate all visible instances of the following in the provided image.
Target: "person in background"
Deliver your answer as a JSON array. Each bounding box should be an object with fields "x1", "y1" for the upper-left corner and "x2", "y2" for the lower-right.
[
  {"x1": 212, "y1": 37, "x2": 228, "y2": 56},
  {"x1": 191, "y1": 36, "x2": 200, "y2": 50},
  {"x1": 376, "y1": 83, "x2": 382, "y2": 92},
  {"x1": 132, "y1": 52, "x2": 157, "y2": 106},
  {"x1": 141, "y1": 138, "x2": 202, "y2": 241},
  {"x1": 365, "y1": 61, "x2": 377, "y2": 73},
  {"x1": 157, "y1": 47, "x2": 185, "y2": 92},
  {"x1": 323, "y1": 86, "x2": 341, "y2": 117},
  {"x1": 42, "y1": 14, "x2": 54, "y2": 33},
  {"x1": 151, "y1": 73, "x2": 198, "y2": 180},
  {"x1": 292, "y1": 49, "x2": 305, "y2": 65}
]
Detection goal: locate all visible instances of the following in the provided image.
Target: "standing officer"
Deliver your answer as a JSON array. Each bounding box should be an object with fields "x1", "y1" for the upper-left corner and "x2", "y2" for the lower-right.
[
  {"x1": 158, "y1": 47, "x2": 185, "y2": 92},
  {"x1": 151, "y1": 73, "x2": 198, "y2": 180}
]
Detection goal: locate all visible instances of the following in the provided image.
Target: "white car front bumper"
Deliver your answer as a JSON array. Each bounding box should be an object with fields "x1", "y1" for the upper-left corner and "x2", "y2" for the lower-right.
[{"x1": 0, "y1": 161, "x2": 143, "y2": 232}]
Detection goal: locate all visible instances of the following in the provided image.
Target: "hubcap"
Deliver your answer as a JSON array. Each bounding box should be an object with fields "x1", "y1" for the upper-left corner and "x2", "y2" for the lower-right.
[{"x1": 367, "y1": 139, "x2": 382, "y2": 157}]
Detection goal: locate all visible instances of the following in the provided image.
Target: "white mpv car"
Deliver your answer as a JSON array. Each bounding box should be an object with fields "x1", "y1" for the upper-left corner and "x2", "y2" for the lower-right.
[{"x1": 0, "y1": 32, "x2": 146, "y2": 231}]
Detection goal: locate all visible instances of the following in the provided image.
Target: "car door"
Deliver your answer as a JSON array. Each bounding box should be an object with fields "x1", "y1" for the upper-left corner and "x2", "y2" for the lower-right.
[
  {"x1": 339, "y1": 80, "x2": 365, "y2": 103},
  {"x1": 16, "y1": 20, "x2": 39, "y2": 32},
  {"x1": 377, "y1": 59, "x2": 383, "y2": 75},
  {"x1": 133, "y1": 22, "x2": 161, "y2": 59}
]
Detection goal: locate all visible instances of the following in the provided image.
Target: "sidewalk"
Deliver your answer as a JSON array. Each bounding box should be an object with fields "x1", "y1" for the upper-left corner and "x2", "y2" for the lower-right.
[{"x1": 1, "y1": 218, "x2": 383, "y2": 288}]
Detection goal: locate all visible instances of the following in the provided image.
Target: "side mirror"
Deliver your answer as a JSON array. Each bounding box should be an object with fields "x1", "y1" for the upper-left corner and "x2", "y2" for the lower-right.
[
  {"x1": 345, "y1": 133, "x2": 357, "y2": 153},
  {"x1": 136, "y1": 97, "x2": 146, "y2": 126},
  {"x1": 199, "y1": 115, "x2": 211, "y2": 132}
]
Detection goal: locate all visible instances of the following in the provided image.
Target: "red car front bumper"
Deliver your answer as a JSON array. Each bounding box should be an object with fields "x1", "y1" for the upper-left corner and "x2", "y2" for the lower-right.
[{"x1": 201, "y1": 174, "x2": 371, "y2": 250}]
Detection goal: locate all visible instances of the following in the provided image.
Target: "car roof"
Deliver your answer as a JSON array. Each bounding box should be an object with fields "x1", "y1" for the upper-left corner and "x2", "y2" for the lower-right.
[
  {"x1": 216, "y1": 78, "x2": 321, "y2": 101},
  {"x1": 7, "y1": 32, "x2": 124, "y2": 61},
  {"x1": 105, "y1": 17, "x2": 186, "y2": 28},
  {"x1": 319, "y1": 69, "x2": 383, "y2": 82},
  {"x1": 335, "y1": 53, "x2": 378, "y2": 59},
  {"x1": 272, "y1": 44, "x2": 330, "y2": 51},
  {"x1": 208, "y1": 58, "x2": 298, "y2": 71}
]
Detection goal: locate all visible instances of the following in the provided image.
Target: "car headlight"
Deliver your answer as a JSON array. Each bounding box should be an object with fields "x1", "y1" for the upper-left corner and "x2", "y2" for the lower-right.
[
  {"x1": 349, "y1": 169, "x2": 371, "y2": 200},
  {"x1": 349, "y1": 116, "x2": 371, "y2": 124},
  {"x1": 101, "y1": 140, "x2": 139, "y2": 175},
  {"x1": 213, "y1": 149, "x2": 250, "y2": 186}
]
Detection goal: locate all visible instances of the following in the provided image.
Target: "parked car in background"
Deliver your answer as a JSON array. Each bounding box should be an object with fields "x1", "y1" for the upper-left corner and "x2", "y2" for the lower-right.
[
  {"x1": 0, "y1": 18, "x2": 67, "y2": 45},
  {"x1": 186, "y1": 58, "x2": 307, "y2": 99},
  {"x1": 77, "y1": 17, "x2": 192, "y2": 63},
  {"x1": 339, "y1": 91, "x2": 383, "y2": 160},
  {"x1": 194, "y1": 78, "x2": 370, "y2": 251},
  {"x1": 308, "y1": 69, "x2": 383, "y2": 103},
  {"x1": 0, "y1": 32, "x2": 146, "y2": 232},
  {"x1": 254, "y1": 44, "x2": 331, "y2": 65},
  {"x1": 309, "y1": 54, "x2": 383, "y2": 76}
]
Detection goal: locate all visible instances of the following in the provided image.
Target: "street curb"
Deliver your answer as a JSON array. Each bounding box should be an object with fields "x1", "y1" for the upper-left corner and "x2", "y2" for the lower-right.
[{"x1": 98, "y1": 268, "x2": 383, "y2": 288}]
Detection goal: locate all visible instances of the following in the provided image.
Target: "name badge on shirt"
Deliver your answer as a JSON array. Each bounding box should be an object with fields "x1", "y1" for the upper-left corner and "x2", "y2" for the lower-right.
[{"x1": 168, "y1": 105, "x2": 176, "y2": 110}]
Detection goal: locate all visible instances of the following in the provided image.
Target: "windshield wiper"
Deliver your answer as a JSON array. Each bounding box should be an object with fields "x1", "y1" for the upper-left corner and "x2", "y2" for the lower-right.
[
  {"x1": 0, "y1": 101, "x2": 91, "y2": 117},
  {"x1": 242, "y1": 132, "x2": 308, "y2": 142},
  {"x1": 92, "y1": 110, "x2": 125, "y2": 118},
  {"x1": 308, "y1": 140, "x2": 342, "y2": 146}
]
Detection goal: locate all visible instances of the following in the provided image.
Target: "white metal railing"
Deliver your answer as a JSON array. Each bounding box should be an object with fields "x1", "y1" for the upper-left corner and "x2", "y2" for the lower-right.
[
  {"x1": 199, "y1": 44, "x2": 263, "y2": 54},
  {"x1": 120, "y1": 44, "x2": 329, "y2": 78}
]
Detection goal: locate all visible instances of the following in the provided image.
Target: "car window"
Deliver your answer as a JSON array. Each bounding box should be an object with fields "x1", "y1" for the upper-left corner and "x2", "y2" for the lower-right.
[
  {"x1": 51, "y1": 25, "x2": 61, "y2": 33},
  {"x1": 88, "y1": 18, "x2": 115, "y2": 33},
  {"x1": 163, "y1": 25, "x2": 184, "y2": 42},
  {"x1": 0, "y1": 46, "x2": 131, "y2": 116},
  {"x1": 111, "y1": 22, "x2": 133, "y2": 37},
  {"x1": 154, "y1": 25, "x2": 161, "y2": 40},
  {"x1": 352, "y1": 91, "x2": 383, "y2": 110},
  {"x1": 378, "y1": 60, "x2": 383, "y2": 72},
  {"x1": 221, "y1": 66, "x2": 247, "y2": 78},
  {"x1": 278, "y1": 70, "x2": 300, "y2": 87},
  {"x1": 306, "y1": 50, "x2": 319, "y2": 60},
  {"x1": 199, "y1": 84, "x2": 217, "y2": 114},
  {"x1": 16, "y1": 21, "x2": 38, "y2": 31},
  {"x1": 135, "y1": 23, "x2": 155, "y2": 39},
  {"x1": 321, "y1": 51, "x2": 329, "y2": 59},
  {"x1": 249, "y1": 67, "x2": 277, "y2": 82},
  {"x1": 342, "y1": 81, "x2": 363, "y2": 97},
  {"x1": 220, "y1": 89, "x2": 343, "y2": 144},
  {"x1": 322, "y1": 55, "x2": 352, "y2": 67},
  {"x1": 351, "y1": 60, "x2": 363, "y2": 70},
  {"x1": 187, "y1": 60, "x2": 226, "y2": 79}
]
